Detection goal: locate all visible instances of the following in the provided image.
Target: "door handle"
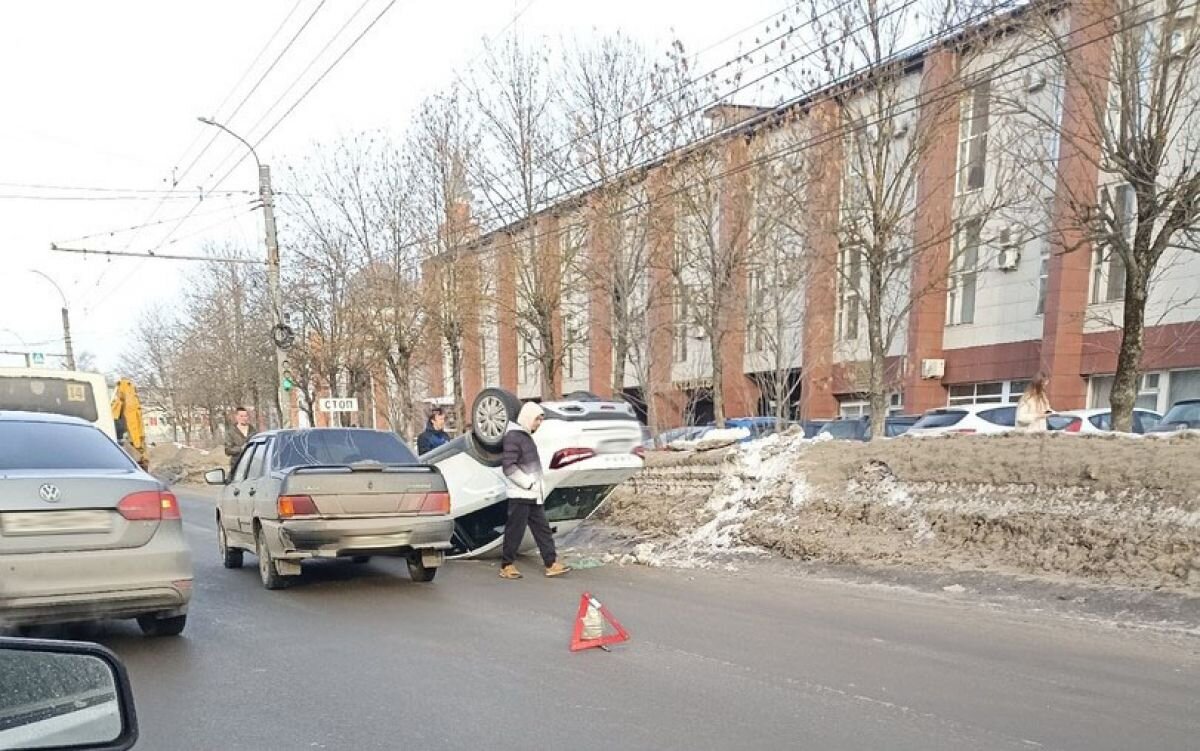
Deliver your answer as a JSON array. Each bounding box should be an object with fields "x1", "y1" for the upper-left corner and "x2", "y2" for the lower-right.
[
  {"x1": 248, "y1": 488, "x2": 257, "y2": 497},
  {"x1": 233, "y1": 489, "x2": 240, "y2": 497}
]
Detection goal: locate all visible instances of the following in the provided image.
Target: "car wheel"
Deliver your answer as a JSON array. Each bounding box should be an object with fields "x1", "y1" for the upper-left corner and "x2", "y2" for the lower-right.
[
  {"x1": 471, "y1": 388, "x2": 520, "y2": 451},
  {"x1": 351, "y1": 555, "x2": 371, "y2": 564},
  {"x1": 218, "y1": 519, "x2": 243, "y2": 569},
  {"x1": 256, "y1": 528, "x2": 291, "y2": 590},
  {"x1": 407, "y1": 555, "x2": 438, "y2": 583},
  {"x1": 137, "y1": 613, "x2": 187, "y2": 637}
]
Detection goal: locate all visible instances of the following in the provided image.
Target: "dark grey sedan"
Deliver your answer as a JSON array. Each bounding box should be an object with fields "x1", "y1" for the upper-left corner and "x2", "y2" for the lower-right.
[{"x1": 0, "y1": 412, "x2": 193, "y2": 635}]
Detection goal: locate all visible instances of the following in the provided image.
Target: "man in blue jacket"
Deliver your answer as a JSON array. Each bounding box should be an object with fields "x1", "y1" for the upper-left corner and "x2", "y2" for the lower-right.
[{"x1": 416, "y1": 408, "x2": 450, "y2": 455}]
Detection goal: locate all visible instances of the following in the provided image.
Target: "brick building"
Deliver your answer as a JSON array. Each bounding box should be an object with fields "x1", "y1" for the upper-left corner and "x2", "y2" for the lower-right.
[{"x1": 421, "y1": 2, "x2": 1200, "y2": 428}]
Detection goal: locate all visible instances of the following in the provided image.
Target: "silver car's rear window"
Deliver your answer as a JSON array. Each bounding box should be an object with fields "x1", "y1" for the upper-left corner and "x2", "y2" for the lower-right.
[
  {"x1": 0, "y1": 421, "x2": 136, "y2": 470},
  {"x1": 273, "y1": 430, "x2": 418, "y2": 470}
]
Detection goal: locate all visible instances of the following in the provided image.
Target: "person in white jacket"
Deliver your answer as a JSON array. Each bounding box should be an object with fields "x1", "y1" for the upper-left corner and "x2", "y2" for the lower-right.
[
  {"x1": 1016, "y1": 376, "x2": 1053, "y2": 432},
  {"x1": 498, "y1": 402, "x2": 570, "y2": 580}
]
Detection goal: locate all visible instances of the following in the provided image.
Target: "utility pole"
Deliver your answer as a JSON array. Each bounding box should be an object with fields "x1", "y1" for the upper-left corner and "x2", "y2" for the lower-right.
[
  {"x1": 30, "y1": 270, "x2": 76, "y2": 370},
  {"x1": 197, "y1": 116, "x2": 291, "y2": 429},
  {"x1": 260, "y1": 163, "x2": 290, "y2": 429}
]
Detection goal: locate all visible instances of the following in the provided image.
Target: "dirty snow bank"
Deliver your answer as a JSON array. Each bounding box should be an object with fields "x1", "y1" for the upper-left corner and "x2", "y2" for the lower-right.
[
  {"x1": 149, "y1": 442, "x2": 219, "y2": 485},
  {"x1": 598, "y1": 432, "x2": 1200, "y2": 588}
]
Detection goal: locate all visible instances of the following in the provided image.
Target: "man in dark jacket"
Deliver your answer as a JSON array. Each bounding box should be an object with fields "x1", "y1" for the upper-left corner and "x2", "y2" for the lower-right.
[
  {"x1": 416, "y1": 408, "x2": 450, "y2": 455},
  {"x1": 498, "y1": 402, "x2": 570, "y2": 579},
  {"x1": 224, "y1": 407, "x2": 257, "y2": 473}
]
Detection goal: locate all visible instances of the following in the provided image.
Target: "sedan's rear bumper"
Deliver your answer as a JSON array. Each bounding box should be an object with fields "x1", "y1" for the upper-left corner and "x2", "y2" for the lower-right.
[
  {"x1": 0, "y1": 526, "x2": 192, "y2": 627},
  {"x1": 264, "y1": 516, "x2": 454, "y2": 559}
]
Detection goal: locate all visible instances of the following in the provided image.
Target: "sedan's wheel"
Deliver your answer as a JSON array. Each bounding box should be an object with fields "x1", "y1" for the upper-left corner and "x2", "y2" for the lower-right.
[
  {"x1": 137, "y1": 614, "x2": 187, "y2": 637},
  {"x1": 471, "y1": 388, "x2": 520, "y2": 450},
  {"x1": 407, "y1": 555, "x2": 438, "y2": 583},
  {"x1": 256, "y1": 528, "x2": 291, "y2": 590},
  {"x1": 218, "y1": 521, "x2": 243, "y2": 569}
]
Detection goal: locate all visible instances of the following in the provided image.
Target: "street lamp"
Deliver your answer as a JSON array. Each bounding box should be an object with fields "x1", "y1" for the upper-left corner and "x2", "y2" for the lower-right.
[
  {"x1": 196, "y1": 116, "x2": 290, "y2": 428},
  {"x1": 28, "y1": 270, "x2": 75, "y2": 370}
]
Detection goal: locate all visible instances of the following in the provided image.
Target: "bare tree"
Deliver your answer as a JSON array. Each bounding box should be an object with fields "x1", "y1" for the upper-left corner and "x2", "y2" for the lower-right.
[
  {"x1": 471, "y1": 37, "x2": 574, "y2": 396},
  {"x1": 1015, "y1": 0, "x2": 1200, "y2": 430},
  {"x1": 803, "y1": 0, "x2": 1021, "y2": 436}
]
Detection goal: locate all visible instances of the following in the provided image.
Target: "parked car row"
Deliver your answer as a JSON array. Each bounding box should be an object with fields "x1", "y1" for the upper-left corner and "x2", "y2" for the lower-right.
[{"x1": 640, "y1": 397, "x2": 1200, "y2": 447}]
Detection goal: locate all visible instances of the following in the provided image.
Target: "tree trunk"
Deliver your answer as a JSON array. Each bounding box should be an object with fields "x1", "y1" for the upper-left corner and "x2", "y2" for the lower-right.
[
  {"x1": 710, "y1": 334, "x2": 726, "y2": 428},
  {"x1": 448, "y1": 338, "x2": 465, "y2": 434},
  {"x1": 867, "y1": 262, "x2": 887, "y2": 438},
  {"x1": 1109, "y1": 278, "x2": 1148, "y2": 433},
  {"x1": 612, "y1": 326, "x2": 629, "y2": 400}
]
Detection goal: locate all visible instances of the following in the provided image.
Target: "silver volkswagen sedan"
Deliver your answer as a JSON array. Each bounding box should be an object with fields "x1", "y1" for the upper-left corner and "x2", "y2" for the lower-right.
[{"x1": 0, "y1": 411, "x2": 193, "y2": 636}]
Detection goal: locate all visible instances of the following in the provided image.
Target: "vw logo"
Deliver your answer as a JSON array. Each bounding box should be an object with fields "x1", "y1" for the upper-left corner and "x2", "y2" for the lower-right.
[{"x1": 39, "y1": 484, "x2": 62, "y2": 503}]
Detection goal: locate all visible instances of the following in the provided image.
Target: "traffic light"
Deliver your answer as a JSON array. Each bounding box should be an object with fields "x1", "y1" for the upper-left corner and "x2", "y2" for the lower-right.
[
  {"x1": 282, "y1": 376, "x2": 294, "y2": 392},
  {"x1": 281, "y1": 360, "x2": 294, "y2": 392}
]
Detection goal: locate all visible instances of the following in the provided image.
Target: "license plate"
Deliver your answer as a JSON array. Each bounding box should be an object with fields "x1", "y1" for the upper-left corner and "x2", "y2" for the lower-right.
[{"x1": 0, "y1": 510, "x2": 113, "y2": 536}]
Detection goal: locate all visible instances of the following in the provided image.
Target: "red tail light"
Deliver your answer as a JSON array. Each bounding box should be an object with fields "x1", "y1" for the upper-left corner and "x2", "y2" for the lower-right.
[
  {"x1": 633, "y1": 446, "x2": 646, "y2": 458},
  {"x1": 419, "y1": 491, "x2": 451, "y2": 515},
  {"x1": 1065, "y1": 418, "x2": 1082, "y2": 433},
  {"x1": 278, "y1": 495, "x2": 319, "y2": 518},
  {"x1": 118, "y1": 490, "x2": 177, "y2": 521},
  {"x1": 550, "y1": 447, "x2": 596, "y2": 469}
]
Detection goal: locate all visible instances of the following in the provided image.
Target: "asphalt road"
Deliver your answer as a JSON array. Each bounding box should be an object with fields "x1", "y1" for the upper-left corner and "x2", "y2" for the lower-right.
[{"x1": 40, "y1": 492, "x2": 1200, "y2": 751}]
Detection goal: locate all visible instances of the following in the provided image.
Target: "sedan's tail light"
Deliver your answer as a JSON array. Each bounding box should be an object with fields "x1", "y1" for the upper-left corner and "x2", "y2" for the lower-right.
[
  {"x1": 419, "y1": 491, "x2": 451, "y2": 515},
  {"x1": 550, "y1": 447, "x2": 596, "y2": 469},
  {"x1": 118, "y1": 490, "x2": 178, "y2": 521},
  {"x1": 633, "y1": 446, "x2": 646, "y2": 458},
  {"x1": 278, "y1": 495, "x2": 319, "y2": 518},
  {"x1": 1065, "y1": 418, "x2": 1082, "y2": 433}
]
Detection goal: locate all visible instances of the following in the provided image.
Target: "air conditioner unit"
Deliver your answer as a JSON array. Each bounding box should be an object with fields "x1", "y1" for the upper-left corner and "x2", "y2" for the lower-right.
[
  {"x1": 921, "y1": 358, "x2": 945, "y2": 380},
  {"x1": 997, "y1": 247, "x2": 1021, "y2": 271},
  {"x1": 1024, "y1": 71, "x2": 1047, "y2": 93}
]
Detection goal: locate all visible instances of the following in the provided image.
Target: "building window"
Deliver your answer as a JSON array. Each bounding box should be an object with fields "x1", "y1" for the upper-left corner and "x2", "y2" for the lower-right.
[
  {"x1": 947, "y1": 217, "x2": 982, "y2": 325},
  {"x1": 947, "y1": 380, "x2": 1027, "y2": 406},
  {"x1": 836, "y1": 247, "x2": 861, "y2": 341},
  {"x1": 746, "y1": 269, "x2": 767, "y2": 353},
  {"x1": 837, "y1": 393, "x2": 903, "y2": 417},
  {"x1": 1036, "y1": 250, "x2": 1050, "y2": 315},
  {"x1": 957, "y1": 78, "x2": 991, "y2": 193},
  {"x1": 1089, "y1": 370, "x2": 1169, "y2": 412},
  {"x1": 1091, "y1": 184, "x2": 1131, "y2": 304},
  {"x1": 674, "y1": 284, "x2": 689, "y2": 363}
]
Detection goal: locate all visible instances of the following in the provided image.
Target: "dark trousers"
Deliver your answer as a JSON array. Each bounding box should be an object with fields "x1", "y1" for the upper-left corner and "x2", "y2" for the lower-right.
[{"x1": 501, "y1": 500, "x2": 556, "y2": 567}]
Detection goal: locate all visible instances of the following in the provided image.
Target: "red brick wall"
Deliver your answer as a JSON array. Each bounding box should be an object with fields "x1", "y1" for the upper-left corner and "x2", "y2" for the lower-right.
[
  {"x1": 1040, "y1": 0, "x2": 1115, "y2": 407},
  {"x1": 942, "y1": 340, "x2": 1041, "y2": 385},
  {"x1": 800, "y1": 100, "x2": 844, "y2": 420},
  {"x1": 719, "y1": 136, "x2": 760, "y2": 418},
  {"x1": 647, "y1": 172, "x2": 685, "y2": 429},
  {"x1": 1081, "y1": 322, "x2": 1200, "y2": 376},
  {"x1": 903, "y1": 48, "x2": 960, "y2": 415}
]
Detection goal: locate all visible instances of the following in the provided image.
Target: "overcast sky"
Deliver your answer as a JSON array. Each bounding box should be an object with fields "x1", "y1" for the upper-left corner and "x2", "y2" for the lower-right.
[{"x1": 0, "y1": 0, "x2": 791, "y2": 373}]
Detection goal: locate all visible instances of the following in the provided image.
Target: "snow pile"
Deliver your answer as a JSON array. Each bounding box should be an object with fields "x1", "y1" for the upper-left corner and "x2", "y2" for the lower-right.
[{"x1": 636, "y1": 431, "x2": 814, "y2": 568}]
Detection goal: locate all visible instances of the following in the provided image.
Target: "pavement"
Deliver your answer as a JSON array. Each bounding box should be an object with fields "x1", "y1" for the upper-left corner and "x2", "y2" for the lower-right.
[{"x1": 24, "y1": 491, "x2": 1200, "y2": 751}]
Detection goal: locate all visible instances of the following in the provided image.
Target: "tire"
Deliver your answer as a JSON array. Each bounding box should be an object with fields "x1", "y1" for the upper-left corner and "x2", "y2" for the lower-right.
[
  {"x1": 351, "y1": 556, "x2": 372, "y2": 564},
  {"x1": 407, "y1": 555, "x2": 438, "y2": 583},
  {"x1": 256, "y1": 527, "x2": 292, "y2": 590},
  {"x1": 218, "y1": 518, "x2": 243, "y2": 569},
  {"x1": 138, "y1": 613, "x2": 187, "y2": 637},
  {"x1": 471, "y1": 388, "x2": 521, "y2": 451}
]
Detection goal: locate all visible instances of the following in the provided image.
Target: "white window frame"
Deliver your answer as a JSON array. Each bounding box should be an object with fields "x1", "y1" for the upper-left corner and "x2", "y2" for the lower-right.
[
  {"x1": 957, "y1": 78, "x2": 991, "y2": 194},
  {"x1": 1036, "y1": 249, "x2": 1050, "y2": 315},
  {"x1": 836, "y1": 247, "x2": 862, "y2": 341},
  {"x1": 946, "y1": 380, "x2": 1028, "y2": 406},
  {"x1": 674, "y1": 283, "x2": 690, "y2": 363},
  {"x1": 947, "y1": 217, "x2": 983, "y2": 326},
  {"x1": 1091, "y1": 183, "x2": 1132, "y2": 305},
  {"x1": 1088, "y1": 370, "x2": 1167, "y2": 412}
]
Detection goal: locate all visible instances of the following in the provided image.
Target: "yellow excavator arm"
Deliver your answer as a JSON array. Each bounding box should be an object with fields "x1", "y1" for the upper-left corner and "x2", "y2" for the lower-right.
[{"x1": 111, "y1": 378, "x2": 149, "y2": 470}]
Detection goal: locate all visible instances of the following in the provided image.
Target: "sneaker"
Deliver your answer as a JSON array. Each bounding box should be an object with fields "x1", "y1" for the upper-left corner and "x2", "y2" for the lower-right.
[
  {"x1": 499, "y1": 564, "x2": 523, "y2": 579},
  {"x1": 544, "y1": 562, "x2": 571, "y2": 577}
]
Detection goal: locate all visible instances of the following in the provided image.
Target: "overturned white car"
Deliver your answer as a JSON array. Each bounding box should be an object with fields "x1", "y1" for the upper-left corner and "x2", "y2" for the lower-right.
[{"x1": 421, "y1": 388, "x2": 644, "y2": 558}]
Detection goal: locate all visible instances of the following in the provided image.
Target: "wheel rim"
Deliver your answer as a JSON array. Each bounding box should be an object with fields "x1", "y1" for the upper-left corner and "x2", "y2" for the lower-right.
[{"x1": 475, "y1": 395, "x2": 508, "y2": 442}]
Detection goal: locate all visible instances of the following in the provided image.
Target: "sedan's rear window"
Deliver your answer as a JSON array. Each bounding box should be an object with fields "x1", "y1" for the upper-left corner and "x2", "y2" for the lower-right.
[
  {"x1": 1161, "y1": 402, "x2": 1200, "y2": 424},
  {"x1": 912, "y1": 410, "x2": 966, "y2": 429},
  {"x1": 273, "y1": 430, "x2": 417, "y2": 469},
  {"x1": 979, "y1": 406, "x2": 1017, "y2": 426},
  {"x1": 820, "y1": 420, "x2": 865, "y2": 440},
  {"x1": 0, "y1": 421, "x2": 135, "y2": 470}
]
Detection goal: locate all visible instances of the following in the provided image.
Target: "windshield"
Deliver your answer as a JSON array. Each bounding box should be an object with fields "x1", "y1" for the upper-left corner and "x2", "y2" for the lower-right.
[
  {"x1": 272, "y1": 429, "x2": 418, "y2": 469},
  {"x1": 0, "y1": 421, "x2": 135, "y2": 471},
  {"x1": 1162, "y1": 402, "x2": 1200, "y2": 424},
  {"x1": 819, "y1": 420, "x2": 864, "y2": 439},
  {"x1": 0, "y1": 376, "x2": 99, "y2": 423},
  {"x1": 912, "y1": 410, "x2": 966, "y2": 429}
]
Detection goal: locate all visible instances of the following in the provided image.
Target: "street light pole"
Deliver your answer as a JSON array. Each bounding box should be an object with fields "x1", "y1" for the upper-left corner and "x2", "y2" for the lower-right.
[
  {"x1": 198, "y1": 116, "x2": 290, "y2": 428},
  {"x1": 29, "y1": 270, "x2": 75, "y2": 370}
]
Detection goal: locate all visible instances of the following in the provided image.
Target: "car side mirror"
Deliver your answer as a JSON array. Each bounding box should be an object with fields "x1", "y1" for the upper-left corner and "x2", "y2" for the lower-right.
[
  {"x1": 0, "y1": 637, "x2": 138, "y2": 750},
  {"x1": 204, "y1": 468, "x2": 227, "y2": 485}
]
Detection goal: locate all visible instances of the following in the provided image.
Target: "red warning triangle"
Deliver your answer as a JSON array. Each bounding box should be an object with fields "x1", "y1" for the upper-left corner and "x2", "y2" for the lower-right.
[{"x1": 570, "y1": 592, "x2": 630, "y2": 652}]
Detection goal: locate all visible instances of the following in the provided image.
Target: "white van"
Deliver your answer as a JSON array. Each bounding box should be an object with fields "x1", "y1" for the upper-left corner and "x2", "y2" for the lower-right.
[{"x1": 0, "y1": 368, "x2": 115, "y2": 439}]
